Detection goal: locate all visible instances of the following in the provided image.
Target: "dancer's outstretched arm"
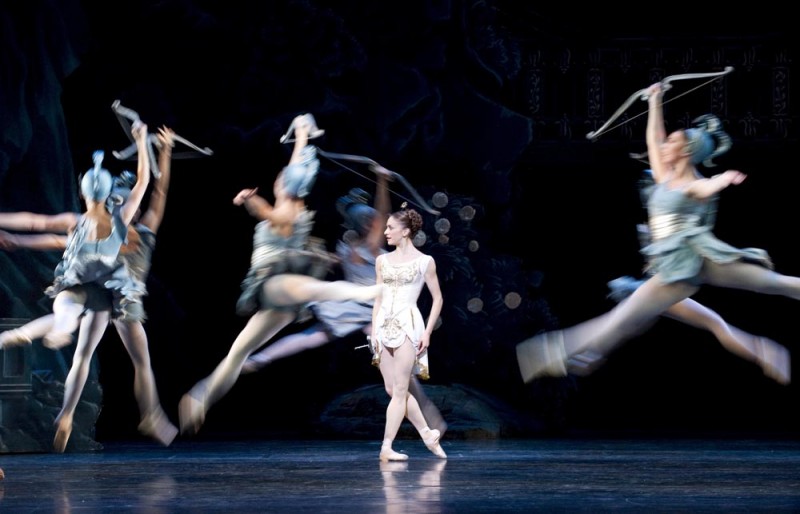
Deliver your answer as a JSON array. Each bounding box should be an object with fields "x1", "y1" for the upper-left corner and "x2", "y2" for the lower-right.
[
  {"x1": 233, "y1": 188, "x2": 271, "y2": 221},
  {"x1": 684, "y1": 170, "x2": 747, "y2": 200},
  {"x1": 0, "y1": 230, "x2": 67, "y2": 251},
  {"x1": 0, "y1": 212, "x2": 78, "y2": 233}
]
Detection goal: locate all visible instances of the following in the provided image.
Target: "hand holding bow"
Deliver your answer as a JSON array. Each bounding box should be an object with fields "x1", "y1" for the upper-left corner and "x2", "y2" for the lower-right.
[{"x1": 586, "y1": 66, "x2": 734, "y2": 141}]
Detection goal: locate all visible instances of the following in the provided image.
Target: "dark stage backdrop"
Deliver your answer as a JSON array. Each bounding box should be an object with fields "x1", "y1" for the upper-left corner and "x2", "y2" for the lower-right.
[{"x1": 1, "y1": 1, "x2": 797, "y2": 441}]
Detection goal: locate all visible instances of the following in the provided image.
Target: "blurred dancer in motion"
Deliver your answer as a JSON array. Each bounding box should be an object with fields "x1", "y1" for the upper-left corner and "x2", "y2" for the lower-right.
[
  {"x1": 178, "y1": 114, "x2": 384, "y2": 435},
  {"x1": 568, "y1": 170, "x2": 790, "y2": 384},
  {"x1": 372, "y1": 204, "x2": 445, "y2": 462},
  {"x1": 0, "y1": 125, "x2": 179, "y2": 450},
  {"x1": 517, "y1": 81, "x2": 793, "y2": 385},
  {"x1": 241, "y1": 170, "x2": 447, "y2": 436},
  {"x1": 47, "y1": 123, "x2": 150, "y2": 452}
]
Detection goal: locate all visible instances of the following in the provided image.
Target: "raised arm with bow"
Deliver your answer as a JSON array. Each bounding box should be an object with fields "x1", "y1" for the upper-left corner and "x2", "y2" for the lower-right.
[{"x1": 586, "y1": 66, "x2": 734, "y2": 141}]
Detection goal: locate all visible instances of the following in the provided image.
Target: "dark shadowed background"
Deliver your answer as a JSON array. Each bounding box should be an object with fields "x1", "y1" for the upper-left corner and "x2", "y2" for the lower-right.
[{"x1": 1, "y1": 1, "x2": 798, "y2": 443}]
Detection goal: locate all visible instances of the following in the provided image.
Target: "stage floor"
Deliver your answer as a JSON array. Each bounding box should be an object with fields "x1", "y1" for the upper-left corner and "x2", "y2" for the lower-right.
[{"x1": 1, "y1": 437, "x2": 799, "y2": 512}]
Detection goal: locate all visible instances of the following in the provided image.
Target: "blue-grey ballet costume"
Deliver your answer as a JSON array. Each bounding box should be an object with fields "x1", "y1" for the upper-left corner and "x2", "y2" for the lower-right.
[{"x1": 45, "y1": 207, "x2": 144, "y2": 321}]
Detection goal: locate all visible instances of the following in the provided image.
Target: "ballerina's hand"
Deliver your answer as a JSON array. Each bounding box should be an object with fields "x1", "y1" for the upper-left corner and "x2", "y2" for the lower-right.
[
  {"x1": 369, "y1": 164, "x2": 394, "y2": 181},
  {"x1": 293, "y1": 114, "x2": 313, "y2": 138},
  {"x1": 233, "y1": 187, "x2": 258, "y2": 205},
  {"x1": 157, "y1": 126, "x2": 175, "y2": 148},
  {"x1": 132, "y1": 121, "x2": 148, "y2": 141},
  {"x1": 725, "y1": 170, "x2": 747, "y2": 185},
  {"x1": 418, "y1": 334, "x2": 430, "y2": 355}
]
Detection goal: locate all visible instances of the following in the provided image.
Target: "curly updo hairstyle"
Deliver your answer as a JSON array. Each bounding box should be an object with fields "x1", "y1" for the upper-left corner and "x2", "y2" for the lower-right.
[{"x1": 393, "y1": 202, "x2": 423, "y2": 238}]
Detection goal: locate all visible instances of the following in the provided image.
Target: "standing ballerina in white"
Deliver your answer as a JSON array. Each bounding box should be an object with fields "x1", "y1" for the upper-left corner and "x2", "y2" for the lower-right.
[{"x1": 372, "y1": 204, "x2": 446, "y2": 462}]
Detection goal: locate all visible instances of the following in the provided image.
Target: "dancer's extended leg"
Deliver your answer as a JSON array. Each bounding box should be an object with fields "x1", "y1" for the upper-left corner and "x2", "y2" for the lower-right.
[
  {"x1": 45, "y1": 289, "x2": 88, "y2": 349},
  {"x1": 114, "y1": 320, "x2": 178, "y2": 445},
  {"x1": 0, "y1": 314, "x2": 55, "y2": 349},
  {"x1": 517, "y1": 275, "x2": 698, "y2": 382},
  {"x1": 241, "y1": 326, "x2": 331, "y2": 374},
  {"x1": 179, "y1": 309, "x2": 296, "y2": 435}
]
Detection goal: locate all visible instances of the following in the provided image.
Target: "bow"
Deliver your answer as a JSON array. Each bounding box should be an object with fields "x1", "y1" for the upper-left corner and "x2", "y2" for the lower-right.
[
  {"x1": 586, "y1": 66, "x2": 734, "y2": 141},
  {"x1": 111, "y1": 100, "x2": 214, "y2": 179},
  {"x1": 316, "y1": 149, "x2": 440, "y2": 215}
]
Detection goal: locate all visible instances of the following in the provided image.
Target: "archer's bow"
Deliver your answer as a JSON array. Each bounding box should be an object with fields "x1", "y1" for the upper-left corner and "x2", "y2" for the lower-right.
[
  {"x1": 586, "y1": 66, "x2": 734, "y2": 141},
  {"x1": 111, "y1": 100, "x2": 214, "y2": 179},
  {"x1": 317, "y1": 149, "x2": 440, "y2": 215}
]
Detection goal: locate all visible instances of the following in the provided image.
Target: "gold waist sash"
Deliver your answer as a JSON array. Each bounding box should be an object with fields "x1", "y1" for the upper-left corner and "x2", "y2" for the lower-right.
[{"x1": 648, "y1": 214, "x2": 700, "y2": 240}]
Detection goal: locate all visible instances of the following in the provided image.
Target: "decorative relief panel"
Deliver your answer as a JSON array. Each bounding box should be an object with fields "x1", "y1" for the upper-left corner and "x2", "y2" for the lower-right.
[{"x1": 515, "y1": 40, "x2": 795, "y2": 143}]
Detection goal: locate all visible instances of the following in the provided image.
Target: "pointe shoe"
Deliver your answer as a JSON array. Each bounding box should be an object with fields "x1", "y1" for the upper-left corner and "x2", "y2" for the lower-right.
[
  {"x1": 138, "y1": 408, "x2": 179, "y2": 446},
  {"x1": 178, "y1": 392, "x2": 206, "y2": 436},
  {"x1": 422, "y1": 429, "x2": 447, "y2": 459},
  {"x1": 53, "y1": 416, "x2": 72, "y2": 453},
  {"x1": 279, "y1": 113, "x2": 325, "y2": 144},
  {"x1": 43, "y1": 330, "x2": 73, "y2": 350},
  {"x1": 0, "y1": 328, "x2": 33, "y2": 349},
  {"x1": 516, "y1": 331, "x2": 568, "y2": 383},
  {"x1": 756, "y1": 337, "x2": 791, "y2": 385},
  {"x1": 379, "y1": 448, "x2": 409, "y2": 462}
]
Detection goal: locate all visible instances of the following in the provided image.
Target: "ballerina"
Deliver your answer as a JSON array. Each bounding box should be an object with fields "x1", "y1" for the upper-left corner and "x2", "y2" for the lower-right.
[
  {"x1": 517, "y1": 82, "x2": 792, "y2": 387},
  {"x1": 178, "y1": 114, "x2": 384, "y2": 435}
]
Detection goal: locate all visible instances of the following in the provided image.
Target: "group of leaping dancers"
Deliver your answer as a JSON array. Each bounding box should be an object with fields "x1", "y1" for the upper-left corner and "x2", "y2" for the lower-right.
[
  {"x1": 0, "y1": 107, "x2": 446, "y2": 462},
  {"x1": 0, "y1": 72, "x2": 794, "y2": 462}
]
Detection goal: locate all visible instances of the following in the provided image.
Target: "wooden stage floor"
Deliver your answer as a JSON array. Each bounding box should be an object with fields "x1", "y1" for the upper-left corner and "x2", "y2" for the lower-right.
[{"x1": 1, "y1": 436, "x2": 799, "y2": 512}]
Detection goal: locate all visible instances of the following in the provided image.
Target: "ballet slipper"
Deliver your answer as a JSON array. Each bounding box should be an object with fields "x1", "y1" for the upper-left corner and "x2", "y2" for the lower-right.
[
  {"x1": 516, "y1": 331, "x2": 568, "y2": 383},
  {"x1": 756, "y1": 337, "x2": 791, "y2": 385},
  {"x1": 43, "y1": 330, "x2": 73, "y2": 350},
  {"x1": 53, "y1": 414, "x2": 73, "y2": 453},
  {"x1": 422, "y1": 429, "x2": 447, "y2": 459},
  {"x1": 379, "y1": 448, "x2": 409, "y2": 462},
  {"x1": 138, "y1": 408, "x2": 179, "y2": 447},
  {"x1": 178, "y1": 391, "x2": 206, "y2": 436},
  {"x1": 0, "y1": 328, "x2": 32, "y2": 349}
]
